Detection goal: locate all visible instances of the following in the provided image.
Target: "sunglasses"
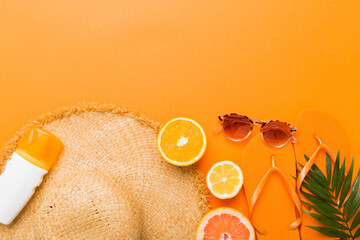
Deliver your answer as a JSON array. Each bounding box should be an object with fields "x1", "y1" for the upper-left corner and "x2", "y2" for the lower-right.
[{"x1": 214, "y1": 113, "x2": 298, "y2": 148}]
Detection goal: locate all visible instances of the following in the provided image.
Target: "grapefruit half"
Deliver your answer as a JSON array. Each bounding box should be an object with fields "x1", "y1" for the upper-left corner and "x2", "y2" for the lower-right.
[{"x1": 196, "y1": 208, "x2": 255, "y2": 240}]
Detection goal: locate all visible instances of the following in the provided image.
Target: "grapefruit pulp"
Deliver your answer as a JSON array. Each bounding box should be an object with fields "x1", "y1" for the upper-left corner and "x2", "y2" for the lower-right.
[{"x1": 196, "y1": 208, "x2": 255, "y2": 240}]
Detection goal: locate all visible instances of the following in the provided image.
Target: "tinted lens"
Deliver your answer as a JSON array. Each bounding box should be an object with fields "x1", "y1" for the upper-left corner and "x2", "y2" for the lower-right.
[
  {"x1": 222, "y1": 115, "x2": 252, "y2": 141},
  {"x1": 261, "y1": 121, "x2": 292, "y2": 147}
]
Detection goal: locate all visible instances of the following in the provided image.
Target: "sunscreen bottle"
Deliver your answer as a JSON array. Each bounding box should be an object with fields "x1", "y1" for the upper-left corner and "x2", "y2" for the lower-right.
[{"x1": 0, "y1": 126, "x2": 63, "y2": 225}]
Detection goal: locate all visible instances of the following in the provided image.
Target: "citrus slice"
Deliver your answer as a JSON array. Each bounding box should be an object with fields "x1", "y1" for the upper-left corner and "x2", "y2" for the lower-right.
[
  {"x1": 206, "y1": 161, "x2": 243, "y2": 199},
  {"x1": 157, "y1": 117, "x2": 207, "y2": 166},
  {"x1": 196, "y1": 207, "x2": 255, "y2": 240}
]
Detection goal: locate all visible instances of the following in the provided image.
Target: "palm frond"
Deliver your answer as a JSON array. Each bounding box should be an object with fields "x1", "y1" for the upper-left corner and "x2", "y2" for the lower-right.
[{"x1": 299, "y1": 152, "x2": 360, "y2": 240}]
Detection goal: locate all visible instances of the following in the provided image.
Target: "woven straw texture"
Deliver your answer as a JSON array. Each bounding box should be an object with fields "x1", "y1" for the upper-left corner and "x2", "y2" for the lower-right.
[{"x1": 0, "y1": 103, "x2": 210, "y2": 239}]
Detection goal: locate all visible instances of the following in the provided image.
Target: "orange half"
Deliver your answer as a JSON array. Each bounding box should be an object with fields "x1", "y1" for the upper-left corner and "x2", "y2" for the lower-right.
[{"x1": 157, "y1": 117, "x2": 207, "y2": 166}]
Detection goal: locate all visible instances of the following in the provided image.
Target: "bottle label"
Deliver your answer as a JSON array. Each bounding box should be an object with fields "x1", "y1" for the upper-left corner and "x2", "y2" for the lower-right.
[{"x1": 0, "y1": 152, "x2": 47, "y2": 225}]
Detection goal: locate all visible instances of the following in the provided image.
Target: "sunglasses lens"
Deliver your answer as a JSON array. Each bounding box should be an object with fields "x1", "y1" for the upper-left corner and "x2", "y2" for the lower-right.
[
  {"x1": 262, "y1": 121, "x2": 292, "y2": 147},
  {"x1": 223, "y1": 115, "x2": 252, "y2": 141}
]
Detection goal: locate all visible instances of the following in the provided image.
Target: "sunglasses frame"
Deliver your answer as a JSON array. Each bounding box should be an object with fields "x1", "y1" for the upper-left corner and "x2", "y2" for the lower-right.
[{"x1": 217, "y1": 113, "x2": 297, "y2": 148}]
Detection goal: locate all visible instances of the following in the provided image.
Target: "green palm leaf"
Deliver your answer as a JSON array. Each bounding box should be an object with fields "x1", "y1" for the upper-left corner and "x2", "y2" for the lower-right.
[
  {"x1": 304, "y1": 154, "x2": 329, "y2": 184},
  {"x1": 303, "y1": 210, "x2": 348, "y2": 230},
  {"x1": 301, "y1": 190, "x2": 341, "y2": 214},
  {"x1": 306, "y1": 226, "x2": 351, "y2": 238},
  {"x1": 335, "y1": 157, "x2": 346, "y2": 199},
  {"x1": 299, "y1": 152, "x2": 360, "y2": 240},
  {"x1": 303, "y1": 155, "x2": 331, "y2": 190},
  {"x1": 354, "y1": 227, "x2": 360, "y2": 238},
  {"x1": 331, "y1": 152, "x2": 340, "y2": 192},
  {"x1": 296, "y1": 162, "x2": 332, "y2": 194},
  {"x1": 343, "y1": 169, "x2": 360, "y2": 214},
  {"x1": 346, "y1": 190, "x2": 360, "y2": 221},
  {"x1": 326, "y1": 153, "x2": 332, "y2": 184},
  {"x1": 339, "y1": 157, "x2": 354, "y2": 207},
  {"x1": 303, "y1": 202, "x2": 344, "y2": 222},
  {"x1": 302, "y1": 181, "x2": 337, "y2": 205},
  {"x1": 350, "y1": 210, "x2": 360, "y2": 231}
]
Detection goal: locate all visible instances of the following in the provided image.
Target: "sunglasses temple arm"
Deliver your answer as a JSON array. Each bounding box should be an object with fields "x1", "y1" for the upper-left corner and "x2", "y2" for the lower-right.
[
  {"x1": 291, "y1": 135, "x2": 298, "y2": 144},
  {"x1": 212, "y1": 125, "x2": 223, "y2": 134}
]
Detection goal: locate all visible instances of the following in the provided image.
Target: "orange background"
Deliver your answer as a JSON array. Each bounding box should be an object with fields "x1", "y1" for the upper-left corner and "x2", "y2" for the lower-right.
[{"x1": 1, "y1": 1, "x2": 360, "y2": 215}]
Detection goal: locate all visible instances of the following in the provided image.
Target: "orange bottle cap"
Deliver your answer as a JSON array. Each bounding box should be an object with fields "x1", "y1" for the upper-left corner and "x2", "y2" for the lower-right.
[{"x1": 15, "y1": 126, "x2": 63, "y2": 171}]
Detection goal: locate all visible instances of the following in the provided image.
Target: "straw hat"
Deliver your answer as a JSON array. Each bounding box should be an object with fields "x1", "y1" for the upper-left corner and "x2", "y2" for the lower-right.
[{"x1": 0, "y1": 103, "x2": 210, "y2": 239}]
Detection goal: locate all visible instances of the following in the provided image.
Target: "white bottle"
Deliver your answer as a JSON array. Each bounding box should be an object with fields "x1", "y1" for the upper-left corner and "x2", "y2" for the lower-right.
[{"x1": 0, "y1": 126, "x2": 63, "y2": 225}]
